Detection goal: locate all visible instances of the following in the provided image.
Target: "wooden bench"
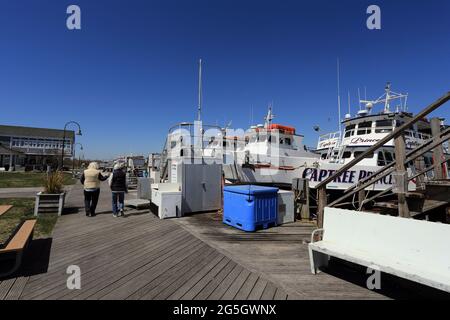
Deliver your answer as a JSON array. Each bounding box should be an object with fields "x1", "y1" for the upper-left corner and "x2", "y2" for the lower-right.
[
  {"x1": 0, "y1": 220, "x2": 37, "y2": 278},
  {"x1": 309, "y1": 207, "x2": 450, "y2": 293},
  {"x1": 0, "y1": 205, "x2": 13, "y2": 217}
]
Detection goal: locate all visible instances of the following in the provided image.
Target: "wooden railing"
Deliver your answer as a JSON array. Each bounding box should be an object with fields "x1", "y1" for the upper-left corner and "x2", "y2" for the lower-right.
[{"x1": 316, "y1": 91, "x2": 450, "y2": 227}]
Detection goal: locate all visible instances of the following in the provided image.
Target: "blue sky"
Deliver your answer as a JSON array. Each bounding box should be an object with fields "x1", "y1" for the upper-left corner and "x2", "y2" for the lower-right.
[{"x1": 0, "y1": 0, "x2": 449, "y2": 159}]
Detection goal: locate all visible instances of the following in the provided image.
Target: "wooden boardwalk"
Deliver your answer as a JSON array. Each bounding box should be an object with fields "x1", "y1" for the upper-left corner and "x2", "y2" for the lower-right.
[
  {"x1": 2, "y1": 182, "x2": 448, "y2": 300},
  {"x1": 0, "y1": 183, "x2": 289, "y2": 300},
  {"x1": 175, "y1": 212, "x2": 450, "y2": 300}
]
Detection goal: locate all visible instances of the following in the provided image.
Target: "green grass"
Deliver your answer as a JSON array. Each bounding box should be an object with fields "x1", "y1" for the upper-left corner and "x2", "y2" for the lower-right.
[
  {"x1": 0, "y1": 198, "x2": 58, "y2": 246},
  {"x1": 0, "y1": 172, "x2": 76, "y2": 188}
]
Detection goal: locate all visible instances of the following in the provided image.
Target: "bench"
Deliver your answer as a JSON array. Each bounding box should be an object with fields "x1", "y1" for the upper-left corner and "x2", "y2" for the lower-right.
[
  {"x1": 309, "y1": 207, "x2": 450, "y2": 293},
  {"x1": 0, "y1": 220, "x2": 37, "y2": 278},
  {"x1": 0, "y1": 205, "x2": 13, "y2": 217}
]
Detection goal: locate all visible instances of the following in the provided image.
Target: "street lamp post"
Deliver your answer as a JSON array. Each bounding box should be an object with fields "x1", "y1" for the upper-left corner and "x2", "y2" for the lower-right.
[
  {"x1": 60, "y1": 121, "x2": 82, "y2": 170},
  {"x1": 73, "y1": 143, "x2": 84, "y2": 175}
]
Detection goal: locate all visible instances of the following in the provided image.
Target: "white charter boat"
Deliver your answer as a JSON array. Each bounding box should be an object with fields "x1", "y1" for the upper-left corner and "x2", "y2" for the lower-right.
[
  {"x1": 220, "y1": 83, "x2": 448, "y2": 192},
  {"x1": 212, "y1": 108, "x2": 320, "y2": 186}
]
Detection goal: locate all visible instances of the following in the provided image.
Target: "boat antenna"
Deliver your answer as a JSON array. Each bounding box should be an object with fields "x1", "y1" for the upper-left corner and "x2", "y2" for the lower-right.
[
  {"x1": 358, "y1": 88, "x2": 362, "y2": 110},
  {"x1": 336, "y1": 58, "x2": 342, "y2": 134},
  {"x1": 197, "y1": 58, "x2": 202, "y2": 121},
  {"x1": 347, "y1": 91, "x2": 351, "y2": 115}
]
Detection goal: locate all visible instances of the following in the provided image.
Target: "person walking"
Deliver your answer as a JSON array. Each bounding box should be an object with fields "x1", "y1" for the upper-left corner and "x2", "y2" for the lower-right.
[
  {"x1": 109, "y1": 163, "x2": 128, "y2": 217},
  {"x1": 80, "y1": 162, "x2": 108, "y2": 217}
]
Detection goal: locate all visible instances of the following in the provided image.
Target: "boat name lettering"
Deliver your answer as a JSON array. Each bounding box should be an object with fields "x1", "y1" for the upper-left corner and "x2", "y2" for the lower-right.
[
  {"x1": 349, "y1": 137, "x2": 380, "y2": 144},
  {"x1": 302, "y1": 168, "x2": 393, "y2": 185}
]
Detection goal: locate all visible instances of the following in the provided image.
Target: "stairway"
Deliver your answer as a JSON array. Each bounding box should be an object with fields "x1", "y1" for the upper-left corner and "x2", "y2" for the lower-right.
[
  {"x1": 159, "y1": 138, "x2": 169, "y2": 182},
  {"x1": 372, "y1": 179, "x2": 450, "y2": 221}
]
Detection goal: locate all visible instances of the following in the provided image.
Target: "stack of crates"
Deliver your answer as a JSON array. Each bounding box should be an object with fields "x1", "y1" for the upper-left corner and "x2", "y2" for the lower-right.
[{"x1": 223, "y1": 185, "x2": 279, "y2": 232}]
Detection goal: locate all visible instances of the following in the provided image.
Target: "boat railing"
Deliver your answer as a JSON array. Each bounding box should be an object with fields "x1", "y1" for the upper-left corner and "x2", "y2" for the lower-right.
[
  {"x1": 315, "y1": 91, "x2": 450, "y2": 227},
  {"x1": 318, "y1": 131, "x2": 341, "y2": 143}
]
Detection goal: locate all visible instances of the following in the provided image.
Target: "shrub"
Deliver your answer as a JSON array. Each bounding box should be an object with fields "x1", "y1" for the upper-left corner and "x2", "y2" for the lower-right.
[{"x1": 43, "y1": 171, "x2": 64, "y2": 194}]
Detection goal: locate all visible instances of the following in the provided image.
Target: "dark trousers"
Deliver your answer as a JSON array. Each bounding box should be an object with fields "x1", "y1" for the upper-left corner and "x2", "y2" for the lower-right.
[{"x1": 84, "y1": 189, "x2": 100, "y2": 216}]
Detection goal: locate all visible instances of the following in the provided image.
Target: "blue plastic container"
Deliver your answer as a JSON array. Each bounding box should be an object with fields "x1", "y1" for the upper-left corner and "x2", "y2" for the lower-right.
[{"x1": 223, "y1": 185, "x2": 279, "y2": 232}]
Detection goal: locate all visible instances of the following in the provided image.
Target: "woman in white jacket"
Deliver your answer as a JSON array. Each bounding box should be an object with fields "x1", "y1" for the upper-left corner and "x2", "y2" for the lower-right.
[{"x1": 80, "y1": 162, "x2": 108, "y2": 217}]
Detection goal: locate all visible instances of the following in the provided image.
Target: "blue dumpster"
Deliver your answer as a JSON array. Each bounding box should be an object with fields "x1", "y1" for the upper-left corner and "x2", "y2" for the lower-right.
[{"x1": 223, "y1": 185, "x2": 279, "y2": 232}]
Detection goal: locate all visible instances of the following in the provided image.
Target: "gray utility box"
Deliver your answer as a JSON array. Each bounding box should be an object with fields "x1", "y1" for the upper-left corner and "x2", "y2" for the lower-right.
[
  {"x1": 277, "y1": 190, "x2": 295, "y2": 225},
  {"x1": 169, "y1": 162, "x2": 222, "y2": 215},
  {"x1": 137, "y1": 177, "x2": 153, "y2": 200}
]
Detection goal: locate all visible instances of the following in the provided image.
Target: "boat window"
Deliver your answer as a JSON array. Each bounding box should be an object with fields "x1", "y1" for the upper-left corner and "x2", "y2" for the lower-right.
[
  {"x1": 356, "y1": 122, "x2": 372, "y2": 135},
  {"x1": 259, "y1": 134, "x2": 267, "y2": 142},
  {"x1": 377, "y1": 151, "x2": 386, "y2": 166},
  {"x1": 359, "y1": 121, "x2": 372, "y2": 128},
  {"x1": 357, "y1": 127, "x2": 371, "y2": 135},
  {"x1": 345, "y1": 124, "x2": 356, "y2": 131},
  {"x1": 170, "y1": 141, "x2": 177, "y2": 149},
  {"x1": 424, "y1": 156, "x2": 433, "y2": 166},
  {"x1": 249, "y1": 135, "x2": 257, "y2": 143},
  {"x1": 376, "y1": 120, "x2": 392, "y2": 127},
  {"x1": 354, "y1": 151, "x2": 374, "y2": 159},
  {"x1": 375, "y1": 120, "x2": 393, "y2": 133},
  {"x1": 321, "y1": 153, "x2": 327, "y2": 159},
  {"x1": 375, "y1": 128, "x2": 392, "y2": 133},
  {"x1": 344, "y1": 130, "x2": 354, "y2": 138},
  {"x1": 279, "y1": 138, "x2": 284, "y2": 145},
  {"x1": 396, "y1": 120, "x2": 405, "y2": 127},
  {"x1": 342, "y1": 151, "x2": 352, "y2": 159},
  {"x1": 384, "y1": 151, "x2": 394, "y2": 164},
  {"x1": 285, "y1": 138, "x2": 291, "y2": 145},
  {"x1": 404, "y1": 131, "x2": 413, "y2": 137}
]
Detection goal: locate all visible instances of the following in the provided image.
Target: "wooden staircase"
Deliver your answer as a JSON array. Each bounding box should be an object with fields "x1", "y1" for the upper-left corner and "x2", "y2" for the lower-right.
[
  {"x1": 314, "y1": 91, "x2": 450, "y2": 227},
  {"x1": 372, "y1": 180, "x2": 450, "y2": 221}
]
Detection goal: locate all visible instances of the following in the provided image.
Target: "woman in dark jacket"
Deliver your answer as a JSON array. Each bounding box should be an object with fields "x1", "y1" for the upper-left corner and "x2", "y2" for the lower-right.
[{"x1": 109, "y1": 163, "x2": 128, "y2": 217}]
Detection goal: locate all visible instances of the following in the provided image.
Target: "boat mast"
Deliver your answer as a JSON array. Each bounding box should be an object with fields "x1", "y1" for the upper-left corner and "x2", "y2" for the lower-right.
[
  {"x1": 384, "y1": 82, "x2": 391, "y2": 113},
  {"x1": 264, "y1": 105, "x2": 275, "y2": 128},
  {"x1": 197, "y1": 58, "x2": 203, "y2": 121},
  {"x1": 360, "y1": 82, "x2": 408, "y2": 114},
  {"x1": 336, "y1": 58, "x2": 342, "y2": 136}
]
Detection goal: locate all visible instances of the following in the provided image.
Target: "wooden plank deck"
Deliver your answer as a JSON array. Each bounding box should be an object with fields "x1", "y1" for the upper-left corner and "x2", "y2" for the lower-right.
[
  {"x1": 175, "y1": 212, "x2": 450, "y2": 299},
  {"x1": 0, "y1": 182, "x2": 290, "y2": 300},
  {"x1": 1, "y1": 182, "x2": 448, "y2": 300}
]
